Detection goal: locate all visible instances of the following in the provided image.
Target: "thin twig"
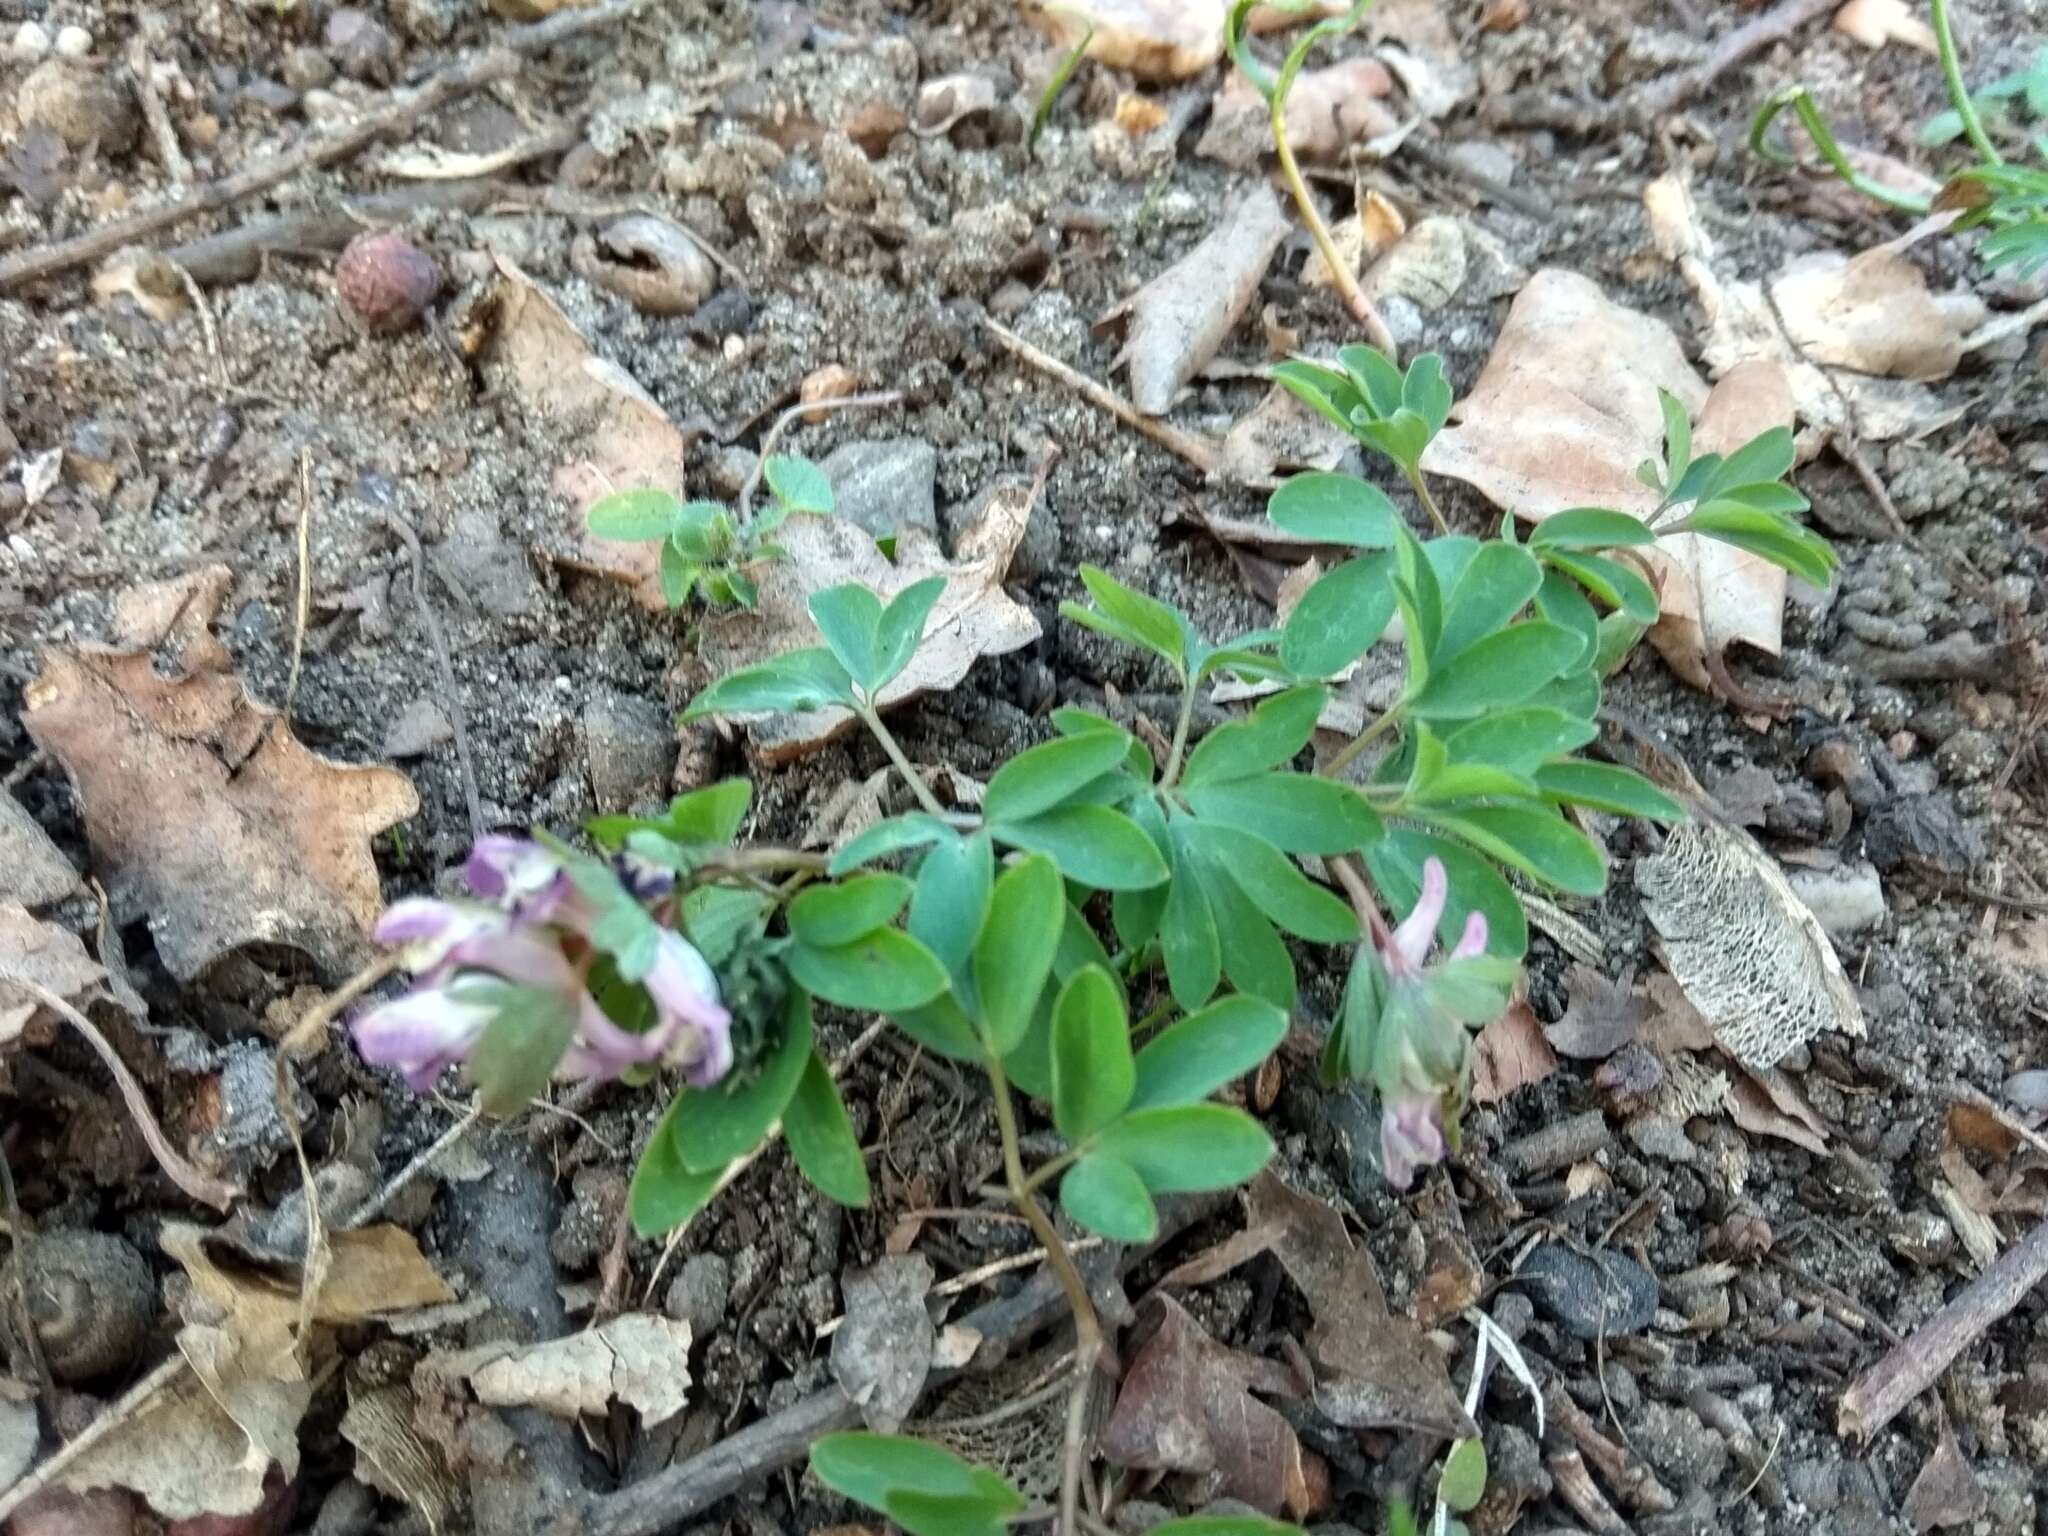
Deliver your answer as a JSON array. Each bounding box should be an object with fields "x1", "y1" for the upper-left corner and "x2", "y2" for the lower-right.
[
  {"x1": 0, "y1": 0, "x2": 659, "y2": 292},
  {"x1": 168, "y1": 261, "x2": 227, "y2": 390},
  {"x1": 11, "y1": 981, "x2": 239, "y2": 1210},
  {"x1": 126, "y1": 42, "x2": 192, "y2": 187},
  {"x1": 284, "y1": 450, "x2": 314, "y2": 724},
  {"x1": 1627, "y1": 0, "x2": 1840, "y2": 122},
  {"x1": 980, "y1": 318, "x2": 1221, "y2": 477},
  {"x1": 0, "y1": 1138, "x2": 59, "y2": 1423},
  {"x1": 345, "y1": 1099, "x2": 484, "y2": 1230},
  {"x1": 1838, "y1": 1214, "x2": 2048, "y2": 1440},
  {"x1": 380, "y1": 508, "x2": 485, "y2": 842}
]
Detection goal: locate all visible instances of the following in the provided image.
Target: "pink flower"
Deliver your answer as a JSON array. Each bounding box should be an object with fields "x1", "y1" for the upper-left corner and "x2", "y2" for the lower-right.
[
  {"x1": 1383, "y1": 857, "x2": 1488, "y2": 977},
  {"x1": 353, "y1": 842, "x2": 734, "y2": 1100},
  {"x1": 1380, "y1": 1092, "x2": 1448, "y2": 1191}
]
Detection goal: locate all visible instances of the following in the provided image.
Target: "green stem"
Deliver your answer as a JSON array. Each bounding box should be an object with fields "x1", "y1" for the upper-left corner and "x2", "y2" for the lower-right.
[
  {"x1": 858, "y1": 701, "x2": 949, "y2": 820},
  {"x1": 1405, "y1": 465, "x2": 1450, "y2": 536},
  {"x1": 1323, "y1": 703, "x2": 1403, "y2": 781},
  {"x1": 1749, "y1": 87, "x2": 1935, "y2": 214},
  {"x1": 1158, "y1": 683, "x2": 1198, "y2": 788},
  {"x1": 1931, "y1": 0, "x2": 2001, "y2": 168},
  {"x1": 985, "y1": 1050, "x2": 1102, "y2": 1536},
  {"x1": 1271, "y1": 97, "x2": 1397, "y2": 359}
]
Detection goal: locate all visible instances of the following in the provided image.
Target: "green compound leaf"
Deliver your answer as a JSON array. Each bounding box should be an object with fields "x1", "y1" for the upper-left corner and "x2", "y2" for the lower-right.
[
  {"x1": 989, "y1": 804, "x2": 1170, "y2": 890},
  {"x1": 628, "y1": 1094, "x2": 724, "y2": 1238},
  {"x1": 984, "y1": 730, "x2": 1133, "y2": 823},
  {"x1": 872, "y1": 576, "x2": 947, "y2": 693},
  {"x1": 764, "y1": 454, "x2": 834, "y2": 516},
  {"x1": 1128, "y1": 992, "x2": 1289, "y2": 1112},
  {"x1": 587, "y1": 488, "x2": 683, "y2": 541},
  {"x1": 1424, "y1": 803, "x2": 1609, "y2": 896},
  {"x1": 811, "y1": 1433, "x2": 1024, "y2": 1536},
  {"x1": 1408, "y1": 623, "x2": 1583, "y2": 719},
  {"x1": 1267, "y1": 473, "x2": 1401, "y2": 547},
  {"x1": 1184, "y1": 775, "x2": 1382, "y2": 856},
  {"x1": 1280, "y1": 554, "x2": 1396, "y2": 680},
  {"x1": 1181, "y1": 821, "x2": 1357, "y2": 942},
  {"x1": 973, "y1": 854, "x2": 1065, "y2": 1054},
  {"x1": 783, "y1": 1049, "x2": 870, "y2": 1207},
  {"x1": 1530, "y1": 507, "x2": 1657, "y2": 550},
  {"x1": 787, "y1": 873, "x2": 913, "y2": 948},
  {"x1": 1533, "y1": 761, "x2": 1686, "y2": 821},
  {"x1": 1063, "y1": 565, "x2": 1187, "y2": 678},
  {"x1": 908, "y1": 830, "x2": 993, "y2": 980},
  {"x1": 787, "y1": 928, "x2": 950, "y2": 1012},
  {"x1": 671, "y1": 989, "x2": 813, "y2": 1172},
  {"x1": 467, "y1": 983, "x2": 578, "y2": 1118},
  {"x1": 807, "y1": 583, "x2": 886, "y2": 694},
  {"x1": 1059, "y1": 1152, "x2": 1158, "y2": 1241},
  {"x1": 1365, "y1": 826, "x2": 1528, "y2": 960},
  {"x1": 683, "y1": 647, "x2": 856, "y2": 721},
  {"x1": 1435, "y1": 541, "x2": 1543, "y2": 664},
  {"x1": 1050, "y1": 966, "x2": 1135, "y2": 1142},
  {"x1": 1093, "y1": 1105, "x2": 1275, "y2": 1193},
  {"x1": 1182, "y1": 684, "x2": 1327, "y2": 787}
]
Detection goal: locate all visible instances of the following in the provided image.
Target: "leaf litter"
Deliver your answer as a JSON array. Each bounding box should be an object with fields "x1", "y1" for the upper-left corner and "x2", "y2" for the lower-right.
[{"x1": 20, "y1": 569, "x2": 418, "y2": 981}]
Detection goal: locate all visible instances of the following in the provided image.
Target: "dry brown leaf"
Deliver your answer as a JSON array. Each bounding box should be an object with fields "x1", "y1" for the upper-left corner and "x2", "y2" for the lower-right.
[
  {"x1": 1835, "y1": 0, "x2": 1938, "y2": 53},
  {"x1": 21, "y1": 583, "x2": 417, "y2": 981},
  {"x1": 1099, "y1": 1294, "x2": 1320, "y2": 1518},
  {"x1": 1772, "y1": 248, "x2": 1973, "y2": 380},
  {"x1": 1472, "y1": 1000, "x2": 1559, "y2": 1104},
  {"x1": 696, "y1": 513, "x2": 1039, "y2": 764},
  {"x1": 1637, "y1": 813, "x2": 1865, "y2": 1070},
  {"x1": 1364, "y1": 215, "x2": 1468, "y2": 312},
  {"x1": 1304, "y1": 190, "x2": 1407, "y2": 289},
  {"x1": 1947, "y1": 1100, "x2": 2022, "y2": 1161},
  {"x1": 1904, "y1": 1420, "x2": 1985, "y2": 1532},
  {"x1": 341, "y1": 1379, "x2": 458, "y2": 1536},
  {"x1": 465, "y1": 256, "x2": 688, "y2": 609},
  {"x1": 1421, "y1": 269, "x2": 1798, "y2": 692},
  {"x1": 1643, "y1": 170, "x2": 1969, "y2": 441},
  {"x1": 1545, "y1": 964, "x2": 1646, "y2": 1060},
  {"x1": 1161, "y1": 1172, "x2": 1467, "y2": 1435},
  {"x1": 1, "y1": 790, "x2": 77, "y2": 908},
  {"x1": 1105, "y1": 183, "x2": 1291, "y2": 415},
  {"x1": 1197, "y1": 59, "x2": 1396, "y2": 169},
  {"x1": 1216, "y1": 382, "x2": 1357, "y2": 488},
  {"x1": 164, "y1": 1223, "x2": 454, "y2": 1350},
  {"x1": 1726, "y1": 1066, "x2": 1829, "y2": 1154},
  {"x1": 435, "y1": 1314, "x2": 694, "y2": 1425}
]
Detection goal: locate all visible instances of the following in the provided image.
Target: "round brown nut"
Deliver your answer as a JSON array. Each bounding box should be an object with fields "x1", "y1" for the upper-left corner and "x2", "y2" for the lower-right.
[{"x1": 335, "y1": 231, "x2": 439, "y2": 335}]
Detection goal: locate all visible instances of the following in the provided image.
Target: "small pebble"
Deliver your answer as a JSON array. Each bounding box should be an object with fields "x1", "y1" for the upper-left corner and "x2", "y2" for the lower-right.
[
  {"x1": 1517, "y1": 1241, "x2": 1659, "y2": 1340},
  {"x1": 53, "y1": 24, "x2": 93, "y2": 58},
  {"x1": 10, "y1": 20, "x2": 52, "y2": 60}
]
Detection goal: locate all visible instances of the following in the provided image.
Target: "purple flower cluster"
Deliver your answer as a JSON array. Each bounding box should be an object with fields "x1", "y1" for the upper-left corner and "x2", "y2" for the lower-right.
[
  {"x1": 353, "y1": 836, "x2": 732, "y2": 1097},
  {"x1": 1378, "y1": 857, "x2": 1488, "y2": 1190}
]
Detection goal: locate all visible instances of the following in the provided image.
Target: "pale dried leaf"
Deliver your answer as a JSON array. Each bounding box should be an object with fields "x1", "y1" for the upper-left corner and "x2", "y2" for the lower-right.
[
  {"x1": 1110, "y1": 183, "x2": 1290, "y2": 414},
  {"x1": 1643, "y1": 170, "x2": 1956, "y2": 440},
  {"x1": 1472, "y1": 1000, "x2": 1559, "y2": 1103},
  {"x1": 830, "y1": 1256, "x2": 935, "y2": 1432},
  {"x1": 57, "y1": 1362, "x2": 274, "y2": 1521},
  {"x1": 1026, "y1": 0, "x2": 1226, "y2": 81},
  {"x1": 455, "y1": 1314, "x2": 694, "y2": 1424},
  {"x1": 342, "y1": 1380, "x2": 458, "y2": 1536},
  {"x1": 1304, "y1": 191, "x2": 1406, "y2": 289},
  {"x1": 469, "y1": 256, "x2": 688, "y2": 609},
  {"x1": 110, "y1": 566, "x2": 234, "y2": 671},
  {"x1": 1545, "y1": 964, "x2": 1646, "y2": 1060},
  {"x1": 0, "y1": 904, "x2": 105, "y2": 1035},
  {"x1": 915, "y1": 73, "x2": 998, "y2": 134},
  {"x1": 1420, "y1": 269, "x2": 1795, "y2": 691},
  {"x1": 1363, "y1": 216, "x2": 1468, "y2": 311},
  {"x1": 1772, "y1": 248, "x2": 1972, "y2": 380},
  {"x1": 1637, "y1": 815, "x2": 1865, "y2": 1069},
  {"x1": 1835, "y1": 0, "x2": 1938, "y2": 53},
  {"x1": 1100, "y1": 1294, "x2": 1318, "y2": 1518},
  {"x1": 1217, "y1": 382, "x2": 1357, "y2": 487},
  {"x1": 696, "y1": 516, "x2": 1039, "y2": 764},
  {"x1": 1904, "y1": 1420, "x2": 1985, "y2": 1533},
  {"x1": 1369, "y1": 0, "x2": 1476, "y2": 114},
  {"x1": 0, "y1": 1382, "x2": 36, "y2": 1490},
  {"x1": 21, "y1": 583, "x2": 418, "y2": 982}
]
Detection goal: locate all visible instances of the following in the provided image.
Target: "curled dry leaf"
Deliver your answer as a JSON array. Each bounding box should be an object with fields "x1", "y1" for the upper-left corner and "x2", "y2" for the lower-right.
[
  {"x1": 1216, "y1": 382, "x2": 1357, "y2": 488},
  {"x1": 1643, "y1": 170, "x2": 1975, "y2": 441},
  {"x1": 1197, "y1": 59, "x2": 1396, "y2": 169},
  {"x1": 463, "y1": 255, "x2": 690, "y2": 608},
  {"x1": 0, "y1": 904, "x2": 104, "y2": 1049},
  {"x1": 1904, "y1": 1420, "x2": 1985, "y2": 1533},
  {"x1": 915, "y1": 73, "x2": 998, "y2": 135},
  {"x1": 1471, "y1": 999, "x2": 1559, "y2": 1105},
  {"x1": 341, "y1": 1380, "x2": 459, "y2": 1536},
  {"x1": 697, "y1": 509, "x2": 1040, "y2": 764},
  {"x1": 1102, "y1": 182, "x2": 1291, "y2": 416},
  {"x1": 54, "y1": 1363, "x2": 277, "y2": 1522},
  {"x1": 430, "y1": 1314, "x2": 693, "y2": 1425},
  {"x1": 20, "y1": 578, "x2": 418, "y2": 982},
  {"x1": 1726, "y1": 1065, "x2": 1830, "y2": 1154},
  {"x1": 1835, "y1": 0, "x2": 1938, "y2": 54},
  {"x1": 1636, "y1": 810, "x2": 1865, "y2": 1071},
  {"x1": 1422, "y1": 269, "x2": 1799, "y2": 692},
  {"x1": 1545, "y1": 964, "x2": 1646, "y2": 1060},
  {"x1": 1099, "y1": 1294, "x2": 1322, "y2": 1519},
  {"x1": 1160, "y1": 1171, "x2": 1467, "y2": 1435},
  {"x1": 829, "y1": 1255, "x2": 935, "y2": 1432}
]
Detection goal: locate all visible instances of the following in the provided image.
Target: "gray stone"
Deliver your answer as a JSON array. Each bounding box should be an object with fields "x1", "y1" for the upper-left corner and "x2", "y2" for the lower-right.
[
  {"x1": 389, "y1": 0, "x2": 466, "y2": 43},
  {"x1": 663, "y1": 1253, "x2": 731, "y2": 1334},
  {"x1": 583, "y1": 691, "x2": 674, "y2": 814},
  {"x1": 1633, "y1": 1401, "x2": 1729, "y2": 1490},
  {"x1": 1, "y1": 790, "x2": 77, "y2": 906},
  {"x1": 1864, "y1": 793, "x2": 1982, "y2": 875},
  {"x1": 822, "y1": 438, "x2": 938, "y2": 540},
  {"x1": 18, "y1": 58, "x2": 137, "y2": 152},
  {"x1": 281, "y1": 47, "x2": 334, "y2": 91},
  {"x1": 1518, "y1": 1241, "x2": 1658, "y2": 1340},
  {"x1": 1784, "y1": 862, "x2": 1886, "y2": 937},
  {"x1": 383, "y1": 697, "x2": 452, "y2": 759}
]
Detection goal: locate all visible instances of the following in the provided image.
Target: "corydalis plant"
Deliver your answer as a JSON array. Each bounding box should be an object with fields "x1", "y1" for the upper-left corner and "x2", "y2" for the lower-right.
[{"x1": 1750, "y1": 8, "x2": 2048, "y2": 276}]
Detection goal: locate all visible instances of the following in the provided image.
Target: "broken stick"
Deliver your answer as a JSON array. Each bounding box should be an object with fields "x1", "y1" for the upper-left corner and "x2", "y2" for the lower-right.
[
  {"x1": 0, "y1": 0, "x2": 655, "y2": 292},
  {"x1": 1838, "y1": 1213, "x2": 2048, "y2": 1441}
]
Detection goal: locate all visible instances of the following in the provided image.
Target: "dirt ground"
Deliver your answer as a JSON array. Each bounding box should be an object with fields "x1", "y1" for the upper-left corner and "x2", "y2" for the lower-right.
[{"x1": 3, "y1": 0, "x2": 2048, "y2": 1533}]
